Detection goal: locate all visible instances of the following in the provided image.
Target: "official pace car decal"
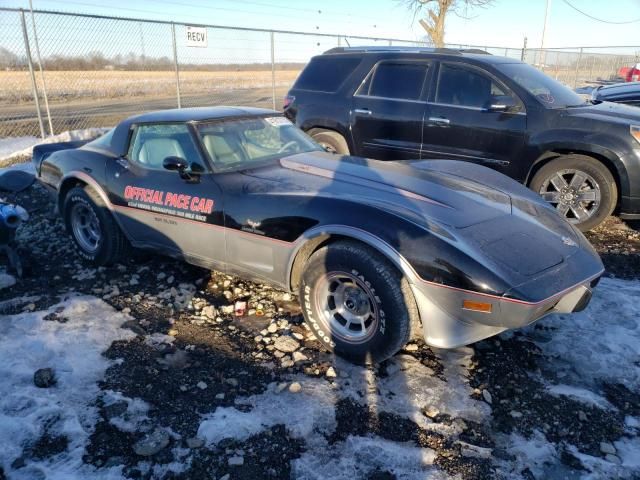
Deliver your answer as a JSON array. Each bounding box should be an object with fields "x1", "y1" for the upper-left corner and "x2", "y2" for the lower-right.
[{"x1": 123, "y1": 185, "x2": 214, "y2": 222}]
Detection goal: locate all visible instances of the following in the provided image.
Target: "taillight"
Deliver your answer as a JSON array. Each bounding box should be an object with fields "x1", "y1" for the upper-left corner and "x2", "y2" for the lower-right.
[{"x1": 283, "y1": 94, "x2": 295, "y2": 110}]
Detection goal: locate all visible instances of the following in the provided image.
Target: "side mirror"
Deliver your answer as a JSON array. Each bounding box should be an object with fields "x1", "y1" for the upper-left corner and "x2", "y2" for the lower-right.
[
  {"x1": 163, "y1": 156, "x2": 188, "y2": 172},
  {"x1": 485, "y1": 95, "x2": 519, "y2": 113}
]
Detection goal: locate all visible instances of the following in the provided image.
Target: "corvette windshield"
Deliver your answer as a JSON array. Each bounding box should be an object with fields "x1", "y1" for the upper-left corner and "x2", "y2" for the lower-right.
[
  {"x1": 496, "y1": 63, "x2": 587, "y2": 108},
  {"x1": 197, "y1": 116, "x2": 322, "y2": 171}
]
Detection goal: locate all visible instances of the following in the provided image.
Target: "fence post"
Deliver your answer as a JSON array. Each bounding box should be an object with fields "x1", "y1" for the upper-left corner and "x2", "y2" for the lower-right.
[
  {"x1": 28, "y1": 2, "x2": 53, "y2": 136},
  {"x1": 573, "y1": 47, "x2": 583, "y2": 88},
  {"x1": 171, "y1": 23, "x2": 181, "y2": 108},
  {"x1": 521, "y1": 36, "x2": 527, "y2": 61},
  {"x1": 270, "y1": 31, "x2": 276, "y2": 111},
  {"x1": 20, "y1": 9, "x2": 45, "y2": 139}
]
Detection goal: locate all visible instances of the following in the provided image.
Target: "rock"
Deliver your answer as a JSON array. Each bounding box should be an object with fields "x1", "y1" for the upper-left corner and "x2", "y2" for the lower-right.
[
  {"x1": 457, "y1": 441, "x2": 493, "y2": 459},
  {"x1": 202, "y1": 305, "x2": 217, "y2": 319},
  {"x1": 225, "y1": 378, "x2": 239, "y2": 387},
  {"x1": 404, "y1": 343, "x2": 419, "y2": 352},
  {"x1": 134, "y1": 428, "x2": 170, "y2": 456},
  {"x1": 166, "y1": 276, "x2": 174, "y2": 284},
  {"x1": 600, "y1": 442, "x2": 616, "y2": 455},
  {"x1": 228, "y1": 455, "x2": 244, "y2": 466},
  {"x1": 292, "y1": 351, "x2": 308, "y2": 363},
  {"x1": 289, "y1": 382, "x2": 302, "y2": 393},
  {"x1": 275, "y1": 382, "x2": 288, "y2": 393},
  {"x1": 578, "y1": 411, "x2": 587, "y2": 422},
  {"x1": 292, "y1": 332, "x2": 304, "y2": 341},
  {"x1": 326, "y1": 367, "x2": 337, "y2": 378},
  {"x1": 186, "y1": 437, "x2": 204, "y2": 449},
  {"x1": 605, "y1": 453, "x2": 621, "y2": 464},
  {"x1": 34, "y1": 368, "x2": 56, "y2": 388},
  {"x1": 273, "y1": 336, "x2": 300, "y2": 353},
  {"x1": 197, "y1": 381, "x2": 208, "y2": 390},
  {"x1": 424, "y1": 406, "x2": 440, "y2": 419},
  {"x1": 267, "y1": 323, "x2": 278, "y2": 334},
  {"x1": 219, "y1": 475, "x2": 230, "y2": 480},
  {"x1": 510, "y1": 411, "x2": 523, "y2": 418},
  {"x1": 482, "y1": 389, "x2": 493, "y2": 404},
  {"x1": 281, "y1": 358, "x2": 294, "y2": 368},
  {"x1": 220, "y1": 305, "x2": 234, "y2": 315},
  {"x1": 215, "y1": 393, "x2": 225, "y2": 400}
]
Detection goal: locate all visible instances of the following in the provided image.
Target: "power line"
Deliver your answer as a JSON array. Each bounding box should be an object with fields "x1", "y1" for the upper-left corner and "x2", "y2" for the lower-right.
[{"x1": 561, "y1": 0, "x2": 640, "y2": 24}]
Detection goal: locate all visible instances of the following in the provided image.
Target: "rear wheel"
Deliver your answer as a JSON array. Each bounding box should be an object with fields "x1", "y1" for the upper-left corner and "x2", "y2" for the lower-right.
[
  {"x1": 63, "y1": 186, "x2": 128, "y2": 265},
  {"x1": 307, "y1": 128, "x2": 350, "y2": 155},
  {"x1": 299, "y1": 240, "x2": 416, "y2": 364},
  {"x1": 530, "y1": 154, "x2": 617, "y2": 231}
]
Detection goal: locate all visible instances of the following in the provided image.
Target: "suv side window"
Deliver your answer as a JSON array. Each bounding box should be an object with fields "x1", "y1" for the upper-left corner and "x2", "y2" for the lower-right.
[
  {"x1": 294, "y1": 56, "x2": 361, "y2": 92},
  {"x1": 357, "y1": 62, "x2": 429, "y2": 100},
  {"x1": 128, "y1": 123, "x2": 204, "y2": 171},
  {"x1": 436, "y1": 62, "x2": 519, "y2": 110}
]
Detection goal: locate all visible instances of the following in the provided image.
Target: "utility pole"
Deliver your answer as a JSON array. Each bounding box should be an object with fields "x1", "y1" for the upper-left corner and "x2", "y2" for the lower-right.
[{"x1": 541, "y1": 0, "x2": 551, "y2": 48}]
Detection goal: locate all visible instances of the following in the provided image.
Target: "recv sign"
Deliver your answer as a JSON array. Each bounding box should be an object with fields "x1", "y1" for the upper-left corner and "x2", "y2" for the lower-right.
[{"x1": 186, "y1": 26, "x2": 207, "y2": 47}]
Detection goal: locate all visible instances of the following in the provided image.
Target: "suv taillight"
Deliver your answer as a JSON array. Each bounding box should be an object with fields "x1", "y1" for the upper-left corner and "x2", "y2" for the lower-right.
[{"x1": 283, "y1": 94, "x2": 295, "y2": 110}]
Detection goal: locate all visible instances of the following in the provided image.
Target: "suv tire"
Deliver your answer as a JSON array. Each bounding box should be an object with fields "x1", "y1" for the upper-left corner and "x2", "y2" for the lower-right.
[
  {"x1": 63, "y1": 186, "x2": 128, "y2": 265},
  {"x1": 307, "y1": 128, "x2": 350, "y2": 155},
  {"x1": 530, "y1": 154, "x2": 617, "y2": 231},
  {"x1": 299, "y1": 240, "x2": 415, "y2": 364}
]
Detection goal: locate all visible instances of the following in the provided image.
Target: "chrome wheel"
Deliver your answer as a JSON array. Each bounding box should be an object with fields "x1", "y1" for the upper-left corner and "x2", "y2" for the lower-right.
[
  {"x1": 538, "y1": 169, "x2": 601, "y2": 224},
  {"x1": 313, "y1": 271, "x2": 379, "y2": 344},
  {"x1": 70, "y1": 202, "x2": 102, "y2": 253}
]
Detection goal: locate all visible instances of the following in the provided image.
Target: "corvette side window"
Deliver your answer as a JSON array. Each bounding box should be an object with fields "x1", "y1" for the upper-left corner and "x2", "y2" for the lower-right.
[{"x1": 128, "y1": 123, "x2": 203, "y2": 171}]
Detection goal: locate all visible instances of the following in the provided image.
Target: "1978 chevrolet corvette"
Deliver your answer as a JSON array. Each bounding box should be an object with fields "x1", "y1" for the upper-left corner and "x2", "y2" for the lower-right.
[{"x1": 33, "y1": 107, "x2": 604, "y2": 363}]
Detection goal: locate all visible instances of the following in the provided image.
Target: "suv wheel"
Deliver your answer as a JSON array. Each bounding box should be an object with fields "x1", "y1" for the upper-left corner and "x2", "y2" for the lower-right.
[
  {"x1": 307, "y1": 128, "x2": 350, "y2": 155},
  {"x1": 530, "y1": 154, "x2": 617, "y2": 231},
  {"x1": 299, "y1": 240, "x2": 416, "y2": 364},
  {"x1": 63, "y1": 186, "x2": 128, "y2": 265}
]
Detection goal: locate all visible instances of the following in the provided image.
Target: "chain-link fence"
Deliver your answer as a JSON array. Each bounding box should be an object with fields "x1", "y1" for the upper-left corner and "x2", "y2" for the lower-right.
[{"x1": 1, "y1": 7, "x2": 639, "y2": 141}]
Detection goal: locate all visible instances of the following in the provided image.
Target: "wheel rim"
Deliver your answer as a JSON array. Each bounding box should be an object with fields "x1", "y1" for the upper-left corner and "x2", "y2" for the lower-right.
[
  {"x1": 319, "y1": 141, "x2": 337, "y2": 154},
  {"x1": 538, "y1": 169, "x2": 601, "y2": 224},
  {"x1": 313, "y1": 271, "x2": 379, "y2": 344},
  {"x1": 70, "y1": 202, "x2": 102, "y2": 253}
]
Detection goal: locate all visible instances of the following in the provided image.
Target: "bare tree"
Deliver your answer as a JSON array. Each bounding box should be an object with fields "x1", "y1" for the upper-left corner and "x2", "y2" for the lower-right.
[{"x1": 402, "y1": 0, "x2": 494, "y2": 48}]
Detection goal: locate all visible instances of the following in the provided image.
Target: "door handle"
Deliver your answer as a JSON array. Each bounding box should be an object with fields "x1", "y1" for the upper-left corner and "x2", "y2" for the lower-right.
[
  {"x1": 354, "y1": 108, "x2": 372, "y2": 115},
  {"x1": 428, "y1": 117, "x2": 450, "y2": 124}
]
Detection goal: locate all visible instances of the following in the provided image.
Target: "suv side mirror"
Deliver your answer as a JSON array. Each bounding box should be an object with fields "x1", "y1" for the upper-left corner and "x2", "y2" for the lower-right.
[{"x1": 485, "y1": 95, "x2": 519, "y2": 113}]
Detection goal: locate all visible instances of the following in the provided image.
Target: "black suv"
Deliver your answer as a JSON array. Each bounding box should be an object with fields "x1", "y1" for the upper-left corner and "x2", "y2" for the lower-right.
[{"x1": 284, "y1": 47, "x2": 640, "y2": 231}]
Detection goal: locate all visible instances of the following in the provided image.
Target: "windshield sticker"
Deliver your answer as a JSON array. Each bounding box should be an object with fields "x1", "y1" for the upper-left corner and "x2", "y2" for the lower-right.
[
  {"x1": 264, "y1": 116, "x2": 292, "y2": 127},
  {"x1": 124, "y1": 185, "x2": 214, "y2": 222}
]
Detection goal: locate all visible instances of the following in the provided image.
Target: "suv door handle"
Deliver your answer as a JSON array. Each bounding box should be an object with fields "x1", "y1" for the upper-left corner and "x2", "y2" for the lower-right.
[
  {"x1": 428, "y1": 117, "x2": 450, "y2": 124},
  {"x1": 354, "y1": 108, "x2": 372, "y2": 115}
]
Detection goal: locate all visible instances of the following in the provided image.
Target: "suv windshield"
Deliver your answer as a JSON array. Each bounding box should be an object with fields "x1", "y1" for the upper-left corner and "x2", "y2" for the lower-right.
[
  {"x1": 197, "y1": 116, "x2": 322, "y2": 172},
  {"x1": 496, "y1": 63, "x2": 587, "y2": 108}
]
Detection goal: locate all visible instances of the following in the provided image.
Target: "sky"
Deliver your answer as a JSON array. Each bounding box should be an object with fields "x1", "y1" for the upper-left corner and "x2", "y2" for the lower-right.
[{"x1": 1, "y1": 0, "x2": 640, "y2": 51}]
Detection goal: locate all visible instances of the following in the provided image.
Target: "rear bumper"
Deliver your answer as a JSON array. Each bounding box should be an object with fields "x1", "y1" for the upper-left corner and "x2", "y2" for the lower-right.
[{"x1": 410, "y1": 273, "x2": 600, "y2": 349}]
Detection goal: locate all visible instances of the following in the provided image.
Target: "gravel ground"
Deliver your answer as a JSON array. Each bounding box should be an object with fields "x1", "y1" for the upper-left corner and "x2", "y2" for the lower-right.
[{"x1": 1, "y1": 178, "x2": 639, "y2": 480}]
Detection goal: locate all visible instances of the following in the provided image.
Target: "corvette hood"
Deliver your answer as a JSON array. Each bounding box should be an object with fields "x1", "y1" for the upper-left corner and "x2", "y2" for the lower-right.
[{"x1": 270, "y1": 152, "x2": 528, "y2": 228}]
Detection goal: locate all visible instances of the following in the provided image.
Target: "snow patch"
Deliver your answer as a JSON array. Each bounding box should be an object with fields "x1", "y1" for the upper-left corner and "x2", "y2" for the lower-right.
[
  {"x1": 0, "y1": 128, "x2": 108, "y2": 162},
  {"x1": 0, "y1": 271, "x2": 16, "y2": 290},
  {"x1": 0, "y1": 295, "x2": 135, "y2": 478},
  {"x1": 292, "y1": 435, "x2": 444, "y2": 480},
  {"x1": 546, "y1": 384, "x2": 613, "y2": 409}
]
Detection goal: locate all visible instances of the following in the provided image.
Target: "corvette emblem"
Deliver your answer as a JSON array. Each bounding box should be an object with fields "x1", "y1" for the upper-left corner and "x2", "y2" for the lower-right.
[
  {"x1": 562, "y1": 236, "x2": 577, "y2": 247},
  {"x1": 247, "y1": 219, "x2": 261, "y2": 229}
]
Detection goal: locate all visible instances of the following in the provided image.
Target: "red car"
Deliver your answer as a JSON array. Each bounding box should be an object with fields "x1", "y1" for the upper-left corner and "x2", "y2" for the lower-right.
[{"x1": 618, "y1": 63, "x2": 640, "y2": 82}]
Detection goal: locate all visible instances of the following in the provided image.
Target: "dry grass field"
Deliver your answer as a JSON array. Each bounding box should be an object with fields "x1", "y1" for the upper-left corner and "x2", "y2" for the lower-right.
[{"x1": 0, "y1": 69, "x2": 301, "y2": 104}]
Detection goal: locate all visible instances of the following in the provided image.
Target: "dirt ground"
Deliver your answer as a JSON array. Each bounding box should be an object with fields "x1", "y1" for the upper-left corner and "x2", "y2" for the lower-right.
[{"x1": 1, "y1": 178, "x2": 639, "y2": 479}]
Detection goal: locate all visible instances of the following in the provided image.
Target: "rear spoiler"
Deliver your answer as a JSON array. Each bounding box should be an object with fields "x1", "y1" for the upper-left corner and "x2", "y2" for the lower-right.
[{"x1": 32, "y1": 140, "x2": 89, "y2": 175}]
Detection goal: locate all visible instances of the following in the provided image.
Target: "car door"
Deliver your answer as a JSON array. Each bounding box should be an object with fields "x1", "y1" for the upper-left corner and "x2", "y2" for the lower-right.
[
  {"x1": 350, "y1": 60, "x2": 431, "y2": 160},
  {"x1": 422, "y1": 61, "x2": 527, "y2": 174},
  {"x1": 106, "y1": 122, "x2": 226, "y2": 269}
]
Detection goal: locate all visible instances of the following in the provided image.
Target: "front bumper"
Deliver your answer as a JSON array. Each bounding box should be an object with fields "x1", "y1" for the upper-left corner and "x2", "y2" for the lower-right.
[{"x1": 410, "y1": 274, "x2": 598, "y2": 349}]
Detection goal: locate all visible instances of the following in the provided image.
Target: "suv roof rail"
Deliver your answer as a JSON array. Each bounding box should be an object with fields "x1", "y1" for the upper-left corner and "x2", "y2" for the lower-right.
[{"x1": 323, "y1": 46, "x2": 490, "y2": 55}]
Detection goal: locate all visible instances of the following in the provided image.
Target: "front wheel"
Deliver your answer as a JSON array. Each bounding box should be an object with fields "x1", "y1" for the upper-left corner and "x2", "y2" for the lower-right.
[
  {"x1": 299, "y1": 241, "x2": 416, "y2": 364},
  {"x1": 307, "y1": 129, "x2": 350, "y2": 155},
  {"x1": 529, "y1": 154, "x2": 617, "y2": 232}
]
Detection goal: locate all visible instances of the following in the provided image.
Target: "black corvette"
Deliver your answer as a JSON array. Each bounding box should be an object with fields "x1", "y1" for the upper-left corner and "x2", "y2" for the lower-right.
[{"x1": 33, "y1": 107, "x2": 604, "y2": 363}]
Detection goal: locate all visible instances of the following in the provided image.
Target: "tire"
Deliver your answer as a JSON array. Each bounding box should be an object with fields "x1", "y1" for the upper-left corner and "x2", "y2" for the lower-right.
[
  {"x1": 299, "y1": 240, "x2": 416, "y2": 364},
  {"x1": 63, "y1": 186, "x2": 128, "y2": 265},
  {"x1": 308, "y1": 128, "x2": 350, "y2": 155},
  {"x1": 529, "y1": 154, "x2": 617, "y2": 232}
]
